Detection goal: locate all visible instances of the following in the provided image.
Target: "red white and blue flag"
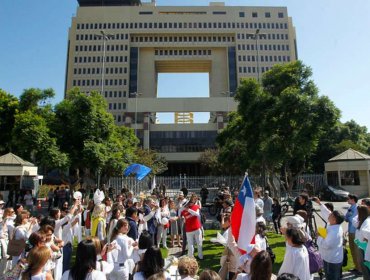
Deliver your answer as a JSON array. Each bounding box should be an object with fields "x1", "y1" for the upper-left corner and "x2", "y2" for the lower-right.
[{"x1": 231, "y1": 174, "x2": 256, "y2": 252}]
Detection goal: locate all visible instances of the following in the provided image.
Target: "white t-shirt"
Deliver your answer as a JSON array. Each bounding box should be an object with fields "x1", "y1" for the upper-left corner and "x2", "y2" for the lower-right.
[
  {"x1": 133, "y1": 271, "x2": 171, "y2": 280},
  {"x1": 61, "y1": 270, "x2": 106, "y2": 280}
]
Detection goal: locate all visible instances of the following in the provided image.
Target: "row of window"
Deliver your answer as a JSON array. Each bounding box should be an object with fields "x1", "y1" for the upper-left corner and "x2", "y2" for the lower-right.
[
  {"x1": 76, "y1": 33, "x2": 128, "y2": 41},
  {"x1": 73, "y1": 67, "x2": 128, "y2": 75},
  {"x1": 74, "y1": 56, "x2": 128, "y2": 64},
  {"x1": 140, "y1": 11, "x2": 285, "y2": 18},
  {"x1": 72, "y1": 79, "x2": 127, "y2": 87},
  {"x1": 104, "y1": 91, "x2": 127, "y2": 98},
  {"x1": 75, "y1": 44, "x2": 128, "y2": 52},
  {"x1": 239, "y1": 11, "x2": 284, "y2": 18},
  {"x1": 132, "y1": 35, "x2": 235, "y2": 43},
  {"x1": 237, "y1": 44, "x2": 290, "y2": 51},
  {"x1": 238, "y1": 66, "x2": 272, "y2": 74},
  {"x1": 108, "y1": 103, "x2": 126, "y2": 110},
  {"x1": 237, "y1": 33, "x2": 288, "y2": 41},
  {"x1": 113, "y1": 114, "x2": 125, "y2": 123},
  {"x1": 238, "y1": 55, "x2": 291, "y2": 63},
  {"x1": 76, "y1": 19, "x2": 287, "y2": 31},
  {"x1": 154, "y1": 49, "x2": 211, "y2": 56}
]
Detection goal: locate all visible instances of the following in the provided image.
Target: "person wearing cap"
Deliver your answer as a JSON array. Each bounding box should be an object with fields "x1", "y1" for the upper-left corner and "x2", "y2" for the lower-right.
[
  {"x1": 263, "y1": 191, "x2": 273, "y2": 224},
  {"x1": 279, "y1": 227, "x2": 310, "y2": 280}
]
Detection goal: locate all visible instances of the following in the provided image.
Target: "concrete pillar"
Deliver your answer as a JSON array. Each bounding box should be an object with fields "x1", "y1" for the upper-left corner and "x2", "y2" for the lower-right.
[
  {"x1": 216, "y1": 111, "x2": 224, "y2": 132},
  {"x1": 337, "y1": 170, "x2": 341, "y2": 187},
  {"x1": 143, "y1": 112, "x2": 150, "y2": 149}
]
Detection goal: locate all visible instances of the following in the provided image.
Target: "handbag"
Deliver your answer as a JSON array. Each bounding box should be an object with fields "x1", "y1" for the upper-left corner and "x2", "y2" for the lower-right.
[
  {"x1": 7, "y1": 227, "x2": 26, "y2": 257},
  {"x1": 304, "y1": 239, "x2": 323, "y2": 273}
]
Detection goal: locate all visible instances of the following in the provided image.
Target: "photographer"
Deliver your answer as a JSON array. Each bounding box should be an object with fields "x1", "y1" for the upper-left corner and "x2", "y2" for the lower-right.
[{"x1": 293, "y1": 193, "x2": 312, "y2": 216}]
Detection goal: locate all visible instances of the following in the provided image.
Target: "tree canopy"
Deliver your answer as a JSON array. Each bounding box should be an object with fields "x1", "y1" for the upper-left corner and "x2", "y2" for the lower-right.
[{"x1": 217, "y1": 61, "x2": 341, "y2": 190}]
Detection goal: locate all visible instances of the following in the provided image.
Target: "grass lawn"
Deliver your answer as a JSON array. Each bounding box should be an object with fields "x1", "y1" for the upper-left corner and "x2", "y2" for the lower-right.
[
  {"x1": 196, "y1": 230, "x2": 354, "y2": 274},
  {"x1": 72, "y1": 230, "x2": 354, "y2": 274}
]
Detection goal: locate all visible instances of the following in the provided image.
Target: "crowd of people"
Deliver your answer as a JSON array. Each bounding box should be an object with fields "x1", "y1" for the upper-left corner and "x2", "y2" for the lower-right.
[{"x1": 0, "y1": 184, "x2": 368, "y2": 280}]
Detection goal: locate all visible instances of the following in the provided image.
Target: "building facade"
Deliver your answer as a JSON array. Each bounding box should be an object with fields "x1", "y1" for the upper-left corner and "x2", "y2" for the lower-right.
[{"x1": 66, "y1": 0, "x2": 297, "y2": 175}]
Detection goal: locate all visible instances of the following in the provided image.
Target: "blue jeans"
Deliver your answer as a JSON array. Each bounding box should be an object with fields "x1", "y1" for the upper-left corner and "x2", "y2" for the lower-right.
[
  {"x1": 63, "y1": 243, "x2": 72, "y2": 273},
  {"x1": 323, "y1": 260, "x2": 342, "y2": 280}
]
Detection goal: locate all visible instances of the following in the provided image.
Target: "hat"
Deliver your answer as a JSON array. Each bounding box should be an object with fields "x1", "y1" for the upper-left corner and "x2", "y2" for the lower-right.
[
  {"x1": 264, "y1": 190, "x2": 269, "y2": 194},
  {"x1": 0, "y1": 200, "x2": 4, "y2": 204},
  {"x1": 178, "y1": 191, "x2": 184, "y2": 197},
  {"x1": 93, "y1": 189, "x2": 105, "y2": 205},
  {"x1": 281, "y1": 215, "x2": 305, "y2": 229}
]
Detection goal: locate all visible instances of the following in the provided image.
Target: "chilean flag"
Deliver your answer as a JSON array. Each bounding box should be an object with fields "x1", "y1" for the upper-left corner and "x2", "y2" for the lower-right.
[{"x1": 231, "y1": 175, "x2": 256, "y2": 252}]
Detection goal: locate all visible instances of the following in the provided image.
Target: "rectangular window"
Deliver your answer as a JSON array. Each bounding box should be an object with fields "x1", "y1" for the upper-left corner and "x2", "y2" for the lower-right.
[
  {"x1": 252, "y1": 12, "x2": 258, "y2": 18},
  {"x1": 265, "y1": 12, "x2": 271, "y2": 18},
  {"x1": 239, "y1": 12, "x2": 245, "y2": 17},
  {"x1": 139, "y1": 11, "x2": 153, "y2": 15},
  {"x1": 278, "y1": 12, "x2": 284, "y2": 18},
  {"x1": 213, "y1": 11, "x2": 226, "y2": 15},
  {"x1": 340, "y1": 171, "x2": 360, "y2": 185}
]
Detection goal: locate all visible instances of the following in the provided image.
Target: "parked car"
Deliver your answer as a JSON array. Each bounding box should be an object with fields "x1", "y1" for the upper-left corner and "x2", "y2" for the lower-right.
[{"x1": 319, "y1": 185, "x2": 350, "y2": 201}]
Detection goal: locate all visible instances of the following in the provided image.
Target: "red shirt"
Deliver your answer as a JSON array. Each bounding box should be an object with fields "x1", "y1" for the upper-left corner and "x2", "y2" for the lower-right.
[{"x1": 181, "y1": 205, "x2": 201, "y2": 232}]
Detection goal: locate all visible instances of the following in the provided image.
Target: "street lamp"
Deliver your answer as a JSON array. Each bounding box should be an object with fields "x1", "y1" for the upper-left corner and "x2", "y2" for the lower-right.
[
  {"x1": 246, "y1": 29, "x2": 267, "y2": 83},
  {"x1": 94, "y1": 30, "x2": 114, "y2": 94},
  {"x1": 130, "y1": 92, "x2": 142, "y2": 137}
]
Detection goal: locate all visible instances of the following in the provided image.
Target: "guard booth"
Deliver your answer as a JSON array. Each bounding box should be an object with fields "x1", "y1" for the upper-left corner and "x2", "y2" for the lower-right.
[
  {"x1": 0, "y1": 153, "x2": 40, "y2": 201},
  {"x1": 325, "y1": 148, "x2": 370, "y2": 197}
]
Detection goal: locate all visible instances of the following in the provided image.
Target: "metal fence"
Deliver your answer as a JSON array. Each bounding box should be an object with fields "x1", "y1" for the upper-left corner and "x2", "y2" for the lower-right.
[{"x1": 108, "y1": 173, "x2": 325, "y2": 201}]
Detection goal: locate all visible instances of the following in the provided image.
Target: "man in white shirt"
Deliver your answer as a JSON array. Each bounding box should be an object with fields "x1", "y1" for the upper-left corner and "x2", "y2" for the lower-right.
[{"x1": 317, "y1": 209, "x2": 344, "y2": 280}]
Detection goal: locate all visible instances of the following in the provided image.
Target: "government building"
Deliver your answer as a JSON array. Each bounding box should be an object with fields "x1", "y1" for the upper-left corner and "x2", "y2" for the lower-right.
[{"x1": 65, "y1": 0, "x2": 297, "y2": 175}]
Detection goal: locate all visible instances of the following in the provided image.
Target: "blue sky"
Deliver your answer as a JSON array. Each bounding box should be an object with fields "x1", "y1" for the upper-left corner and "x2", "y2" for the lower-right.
[{"x1": 1, "y1": 0, "x2": 369, "y2": 128}]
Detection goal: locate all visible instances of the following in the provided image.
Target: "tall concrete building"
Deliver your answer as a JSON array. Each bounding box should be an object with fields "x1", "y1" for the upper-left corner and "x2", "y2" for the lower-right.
[{"x1": 66, "y1": 0, "x2": 297, "y2": 175}]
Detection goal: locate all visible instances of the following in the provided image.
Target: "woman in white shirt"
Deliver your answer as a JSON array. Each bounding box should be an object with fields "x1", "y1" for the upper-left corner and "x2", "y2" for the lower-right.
[
  {"x1": 279, "y1": 228, "x2": 310, "y2": 280},
  {"x1": 61, "y1": 239, "x2": 106, "y2": 280},
  {"x1": 133, "y1": 246, "x2": 171, "y2": 280},
  {"x1": 107, "y1": 208, "x2": 121, "y2": 243},
  {"x1": 156, "y1": 199, "x2": 170, "y2": 249},
  {"x1": 88, "y1": 236, "x2": 114, "y2": 276},
  {"x1": 236, "y1": 250, "x2": 277, "y2": 280},
  {"x1": 21, "y1": 246, "x2": 53, "y2": 280},
  {"x1": 110, "y1": 219, "x2": 137, "y2": 280},
  {"x1": 12, "y1": 211, "x2": 36, "y2": 267}
]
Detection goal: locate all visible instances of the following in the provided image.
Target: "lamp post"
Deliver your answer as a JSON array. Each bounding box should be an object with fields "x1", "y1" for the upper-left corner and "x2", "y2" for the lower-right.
[
  {"x1": 94, "y1": 31, "x2": 114, "y2": 94},
  {"x1": 247, "y1": 29, "x2": 267, "y2": 188},
  {"x1": 246, "y1": 29, "x2": 266, "y2": 83},
  {"x1": 130, "y1": 92, "x2": 142, "y2": 137}
]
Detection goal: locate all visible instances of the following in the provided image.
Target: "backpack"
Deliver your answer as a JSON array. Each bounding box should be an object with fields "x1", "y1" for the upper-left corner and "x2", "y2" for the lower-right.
[{"x1": 304, "y1": 239, "x2": 323, "y2": 273}]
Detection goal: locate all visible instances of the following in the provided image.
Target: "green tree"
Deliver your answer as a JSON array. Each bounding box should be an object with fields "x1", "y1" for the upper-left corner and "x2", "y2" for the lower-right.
[
  {"x1": 18, "y1": 88, "x2": 55, "y2": 112},
  {"x1": 134, "y1": 148, "x2": 168, "y2": 175},
  {"x1": 218, "y1": 61, "x2": 340, "y2": 191},
  {"x1": 0, "y1": 89, "x2": 19, "y2": 153},
  {"x1": 12, "y1": 110, "x2": 69, "y2": 169},
  {"x1": 53, "y1": 88, "x2": 137, "y2": 179}
]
